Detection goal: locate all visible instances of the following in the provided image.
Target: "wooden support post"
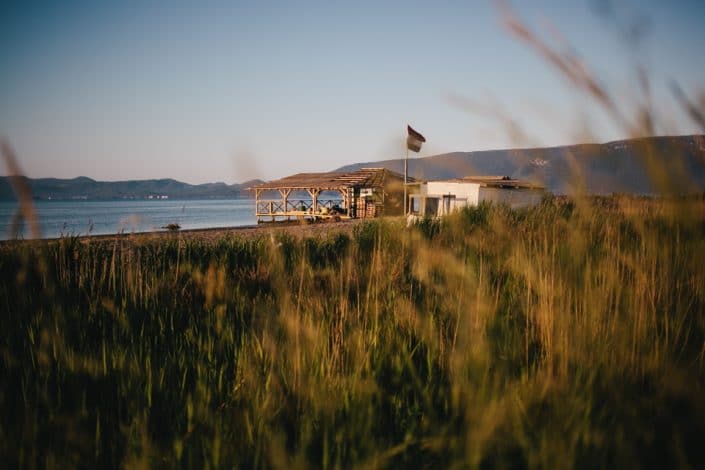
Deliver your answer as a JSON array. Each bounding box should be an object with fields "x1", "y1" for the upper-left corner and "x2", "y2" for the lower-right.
[
  {"x1": 255, "y1": 189, "x2": 262, "y2": 223},
  {"x1": 351, "y1": 188, "x2": 358, "y2": 218},
  {"x1": 337, "y1": 188, "x2": 346, "y2": 217},
  {"x1": 345, "y1": 188, "x2": 351, "y2": 218},
  {"x1": 307, "y1": 188, "x2": 320, "y2": 219},
  {"x1": 279, "y1": 189, "x2": 291, "y2": 221}
]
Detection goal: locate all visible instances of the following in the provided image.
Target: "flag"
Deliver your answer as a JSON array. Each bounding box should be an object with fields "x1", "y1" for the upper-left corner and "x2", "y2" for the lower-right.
[{"x1": 406, "y1": 125, "x2": 426, "y2": 152}]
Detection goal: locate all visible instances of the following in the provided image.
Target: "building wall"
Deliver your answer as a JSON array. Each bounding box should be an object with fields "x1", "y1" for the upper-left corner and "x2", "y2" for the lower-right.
[
  {"x1": 425, "y1": 181, "x2": 480, "y2": 204},
  {"x1": 419, "y1": 181, "x2": 480, "y2": 216},
  {"x1": 411, "y1": 181, "x2": 544, "y2": 216}
]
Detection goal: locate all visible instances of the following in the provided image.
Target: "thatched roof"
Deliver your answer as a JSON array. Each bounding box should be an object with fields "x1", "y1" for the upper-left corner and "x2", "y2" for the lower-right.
[{"x1": 249, "y1": 168, "x2": 412, "y2": 191}]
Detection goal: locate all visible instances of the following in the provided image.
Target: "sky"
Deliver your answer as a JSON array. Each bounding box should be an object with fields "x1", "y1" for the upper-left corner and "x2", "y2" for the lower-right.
[{"x1": 1, "y1": 0, "x2": 704, "y2": 184}]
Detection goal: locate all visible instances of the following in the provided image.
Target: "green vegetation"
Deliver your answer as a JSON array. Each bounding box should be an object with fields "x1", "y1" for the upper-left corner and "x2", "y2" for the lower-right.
[
  {"x1": 0, "y1": 175, "x2": 257, "y2": 201},
  {"x1": 2, "y1": 196, "x2": 705, "y2": 468}
]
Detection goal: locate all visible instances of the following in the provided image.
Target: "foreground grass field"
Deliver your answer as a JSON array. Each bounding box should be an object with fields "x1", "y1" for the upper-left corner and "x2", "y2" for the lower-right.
[{"x1": 1, "y1": 196, "x2": 705, "y2": 468}]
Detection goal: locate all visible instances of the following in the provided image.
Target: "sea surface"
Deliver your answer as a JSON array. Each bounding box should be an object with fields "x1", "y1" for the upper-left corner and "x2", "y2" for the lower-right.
[{"x1": 0, "y1": 199, "x2": 256, "y2": 240}]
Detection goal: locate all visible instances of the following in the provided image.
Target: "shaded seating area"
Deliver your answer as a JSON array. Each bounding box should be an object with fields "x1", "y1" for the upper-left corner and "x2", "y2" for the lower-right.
[{"x1": 249, "y1": 168, "x2": 409, "y2": 223}]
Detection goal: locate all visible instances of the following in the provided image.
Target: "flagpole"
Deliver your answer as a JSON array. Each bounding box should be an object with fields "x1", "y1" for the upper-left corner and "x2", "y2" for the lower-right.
[
  {"x1": 404, "y1": 145, "x2": 408, "y2": 215},
  {"x1": 404, "y1": 125, "x2": 425, "y2": 216}
]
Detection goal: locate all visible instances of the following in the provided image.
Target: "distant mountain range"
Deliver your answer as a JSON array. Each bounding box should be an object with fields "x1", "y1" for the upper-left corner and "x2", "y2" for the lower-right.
[
  {"x1": 2, "y1": 135, "x2": 704, "y2": 200},
  {"x1": 0, "y1": 176, "x2": 263, "y2": 201},
  {"x1": 337, "y1": 135, "x2": 705, "y2": 195}
]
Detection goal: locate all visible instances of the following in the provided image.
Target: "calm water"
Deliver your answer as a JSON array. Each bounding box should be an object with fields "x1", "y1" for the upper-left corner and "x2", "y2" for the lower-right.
[{"x1": 0, "y1": 199, "x2": 256, "y2": 240}]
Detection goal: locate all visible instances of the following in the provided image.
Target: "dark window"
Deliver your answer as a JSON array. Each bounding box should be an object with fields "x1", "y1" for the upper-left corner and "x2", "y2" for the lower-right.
[{"x1": 425, "y1": 197, "x2": 439, "y2": 216}]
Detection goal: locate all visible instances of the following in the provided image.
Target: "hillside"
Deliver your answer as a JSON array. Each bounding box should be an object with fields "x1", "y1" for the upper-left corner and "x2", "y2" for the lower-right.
[
  {"x1": 4, "y1": 136, "x2": 704, "y2": 200},
  {"x1": 0, "y1": 176, "x2": 263, "y2": 201},
  {"x1": 336, "y1": 135, "x2": 705, "y2": 194}
]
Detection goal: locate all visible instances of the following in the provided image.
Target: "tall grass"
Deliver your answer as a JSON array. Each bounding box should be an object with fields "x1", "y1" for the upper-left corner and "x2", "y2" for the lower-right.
[{"x1": 1, "y1": 195, "x2": 704, "y2": 468}]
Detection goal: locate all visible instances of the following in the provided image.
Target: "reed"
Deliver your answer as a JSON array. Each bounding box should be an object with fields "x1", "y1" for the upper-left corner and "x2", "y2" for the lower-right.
[{"x1": 1, "y1": 194, "x2": 704, "y2": 468}]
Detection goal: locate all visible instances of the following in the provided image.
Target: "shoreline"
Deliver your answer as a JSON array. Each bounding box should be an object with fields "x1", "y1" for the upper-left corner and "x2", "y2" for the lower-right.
[{"x1": 0, "y1": 218, "x2": 369, "y2": 246}]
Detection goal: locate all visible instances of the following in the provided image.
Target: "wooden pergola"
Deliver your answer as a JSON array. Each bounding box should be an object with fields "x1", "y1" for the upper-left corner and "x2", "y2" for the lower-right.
[{"x1": 248, "y1": 168, "x2": 410, "y2": 222}]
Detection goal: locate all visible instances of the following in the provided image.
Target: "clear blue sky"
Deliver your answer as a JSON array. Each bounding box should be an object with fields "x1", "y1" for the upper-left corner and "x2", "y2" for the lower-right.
[{"x1": 1, "y1": 0, "x2": 704, "y2": 184}]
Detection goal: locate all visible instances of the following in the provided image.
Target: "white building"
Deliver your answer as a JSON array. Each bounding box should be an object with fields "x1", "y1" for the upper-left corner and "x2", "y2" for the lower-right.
[{"x1": 408, "y1": 176, "x2": 545, "y2": 217}]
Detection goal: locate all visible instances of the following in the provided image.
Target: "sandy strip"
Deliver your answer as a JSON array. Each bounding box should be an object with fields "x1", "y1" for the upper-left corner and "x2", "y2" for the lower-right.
[{"x1": 1, "y1": 218, "x2": 371, "y2": 247}]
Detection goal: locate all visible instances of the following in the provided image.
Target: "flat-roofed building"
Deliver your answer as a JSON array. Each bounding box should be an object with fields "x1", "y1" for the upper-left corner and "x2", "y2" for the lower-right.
[{"x1": 409, "y1": 176, "x2": 545, "y2": 217}]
